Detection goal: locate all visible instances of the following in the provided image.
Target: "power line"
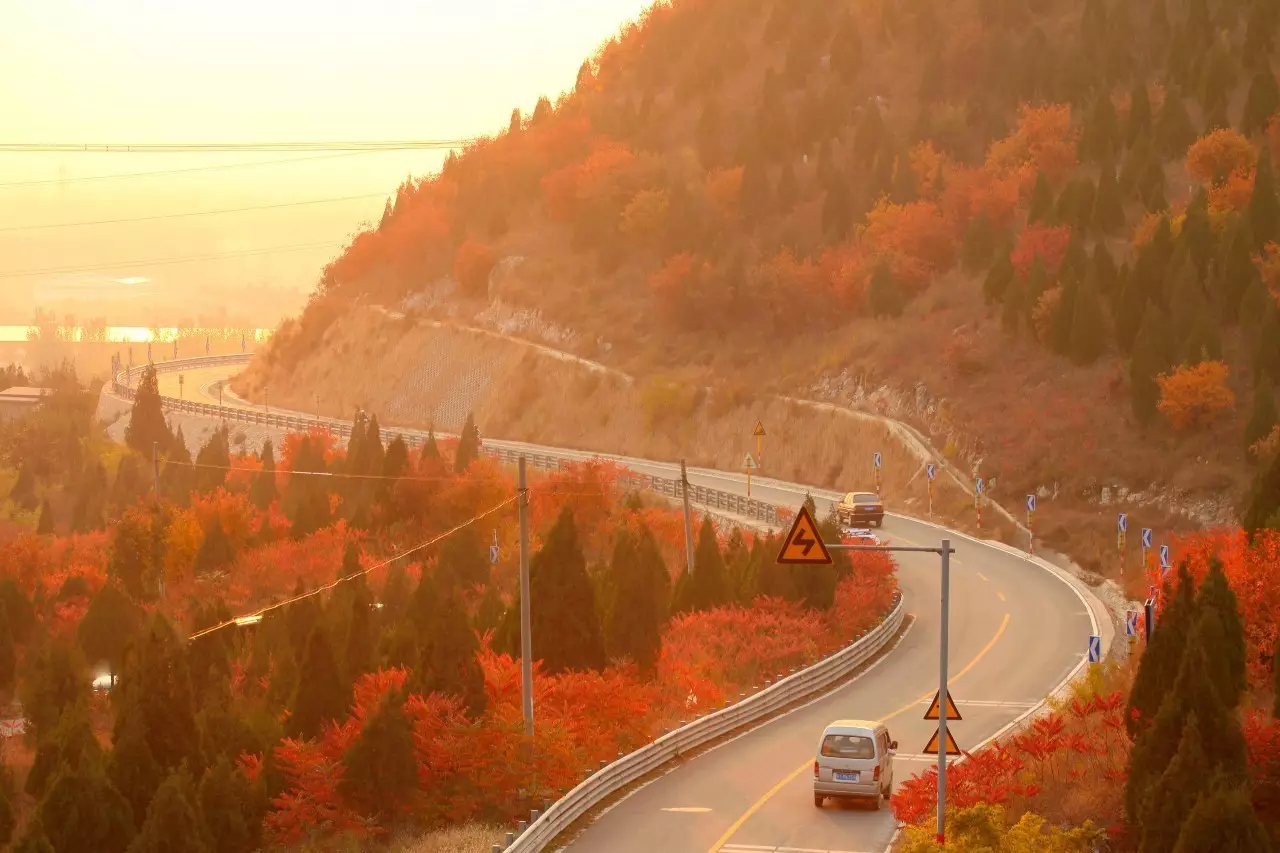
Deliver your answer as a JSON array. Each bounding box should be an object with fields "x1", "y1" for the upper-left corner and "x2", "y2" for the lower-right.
[
  {"x1": 0, "y1": 139, "x2": 477, "y2": 154},
  {"x1": 0, "y1": 240, "x2": 342, "y2": 279},
  {"x1": 0, "y1": 150, "x2": 414, "y2": 190},
  {"x1": 187, "y1": 495, "x2": 516, "y2": 641},
  {"x1": 0, "y1": 191, "x2": 389, "y2": 233}
]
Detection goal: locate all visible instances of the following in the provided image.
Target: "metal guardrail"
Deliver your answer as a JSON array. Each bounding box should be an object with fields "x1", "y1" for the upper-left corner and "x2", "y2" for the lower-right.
[
  {"x1": 109, "y1": 356, "x2": 786, "y2": 528},
  {"x1": 504, "y1": 594, "x2": 904, "y2": 852}
]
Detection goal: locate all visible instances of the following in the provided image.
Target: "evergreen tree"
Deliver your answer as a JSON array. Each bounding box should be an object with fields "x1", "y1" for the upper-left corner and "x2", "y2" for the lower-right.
[
  {"x1": 413, "y1": 572, "x2": 486, "y2": 716},
  {"x1": 1128, "y1": 565, "x2": 1197, "y2": 737},
  {"x1": 1243, "y1": 449, "x2": 1280, "y2": 535},
  {"x1": 127, "y1": 769, "x2": 208, "y2": 853},
  {"x1": 962, "y1": 211, "x2": 997, "y2": 270},
  {"x1": 13, "y1": 830, "x2": 54, "y2": 853},
  {"x1": 26, "y1": 702, "x2": 103, "y2": 800},
  {"x1": 822, "y1": 178, "x2": 854, "y2": 240},
  {"x1": 78, "y1": 583, "x2": 142, "y2": 681},
  {"x1": 19, "y1": 641, "x2": 88, "y2": 739},
  {"x1": 1092, "y1": 159, "x2": 1125, "y2": 234},
  {"x1": 0, "y1": 772, "x2": 13, "y2": 848},
  {"x1": 1241, "y1": 66, "x2": 1280, "y2": 138},
  {"x1": 1250, "y1": 154, "x2": 1280, "y2": 249},
  {"x1": 1171, "y1": 781, "x2": 1271, "y2": 852},
  {"x1": 287, "y1": 626, "x2": 347, "y2": 739},
  {"x1": 982, "y1": 255, "x2": 1014, "y2": 304},
  {"x1": 868, "y1": 264, "x2": 905, "y2": 317},
  {"x1": 1001, "y1": 275, "x2": 1024, "y2": 334},
  {"x1": 605, "y1": 526, "x2": 668, "y2": 674},
  {"x1": 380, "y1": 560, "x2": 412, "y2": 624},
  {"x1": 36, "y1": 500, "x2": 54, "y2": 535},
  {"x1": 1127, "y1": 79, "x2": 1153, "y2": 145},
  {"x1": 1197, "y1": 560, "x2": 1247, "y2": 708},
  {"x1": 1052, "y1": 279, "x2": 1079, "y2": 355},
  {"x1": 1182, "y1": 189, "x2": 1213, "y2": 277},
  {"x1": 38, "y1": 765, "x2": 134, "y2": 853},
  {"x1": 0, "y1": 603, "x2": 13, "y2": 693},
  {"x1": 1028, "y1": 171, "x2": 1055, "y2": 223},
  {"x1": 677, "y1": 517, "x2": 731, "y2": 613},
  {"x1": 1154, "y1": 90, "x2": 1197, "y2": 157},
  {"x1": 1246, "y1": 380, "x2": 1278, "y2": 457},
  {"x1": 193, "y1": 427, "x2": 230, "y2": 495},
  {"x1": 194, "y1": 517, "x2": 236, "y2": 574},
  {"x1": 775, "y1": 161, "x2": 798, "y2": 209},
  {"x1": 1218, "y1": 220, "x2": 1260, "y2": 323},
  {"x1": 420, "y1": 426, "x2": 440, "y2": 463},
  {"x1": 9, "y1": 466, "x2": 36, "y2": 511},
  {"x1": 1070, "y1": 275, "x2": 1107, "y2": 364},
  {"x1": 284, "y1": 437, "x2": 331, "y2": 539},
  {"x1": 1140, "y1": 713, "x2": 1209, "y2": 853},
  {"x1": 1082, "y1": 94, "x2": 1119, "y2": 163},
  {"x1": 1130, "y1": 303, "x2": 1175, "y2": 425},
  {"x1": 249, "y1": 441, "x2": 277, "y2": 510},
  {"x1": 454, "y1": 412, "x2": 481, "y2": 474},
  {"x1": 107, "y1": 714, "x2": 163, "y2": 832},
  {"x1": 111, "y1": 453, "x2": 147, "y2": 509},
  {"x1": 112, "y1": 615, "x2": 202, "y2": 773},
  {"x1": 499, "y1": 507, "x2": 605, "y2": 674},
  {"x1": 340, "y1": 693, "x2": 418, "y2": 819},
  {"x1": 198, "y1": 757, "x2": 259, "y2": 853},
  {"x1": 343, "y1": 583, "x2": 376, "y2": 685},
  {"x1": 124, "y1": 366, "x2": 172, "y2": 455},
  {"x1": 1255, "y1": 305, "x2": 1280, "y2": 382},
  {"x1": 437, "y1": 525, "x2": 488, "y2": 588},
  {"x1": 1242, "y1": 3, "x2": 1277, "y2": 67}
]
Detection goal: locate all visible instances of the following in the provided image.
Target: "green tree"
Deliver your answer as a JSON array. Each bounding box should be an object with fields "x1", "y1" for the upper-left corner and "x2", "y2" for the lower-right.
[
  {"x1": 454, "y1": 412, "x2": 481, "y2": 474},
  {"x1": 1081, "y1": 94, "x2": 1119, "y2": 163},
  {"x1": 0, "y1": 579, "x2": 35, "y2": 645},
  {"x1": 340, "y1": 693, "x2": 418, "y2": 819},
  {"x1": 1250, "y1": 154, "x2": 1279, "y2": 249},
  {"x1": 1244, "y1": 449, "x2": 1280, "y2": 535},
  {"x1": 38, "y1": 765, "x2": 134, "y2": 853},
  {"x1": 1172, "y1": 780, "x2": 1271, "y2": 852},
  {"x1": 1128, "y1": 566, "x2": 1197, "y2": 737},
  {"x1": 9, "y1": 466, "x2": 36, "y2": 511},
  {"x1": 605, "y1": 526, "x2": 668, "y2": 674},
  {"x1": 1070, "y1": 275, "x2": 1107, "y2": 364},
  {"x1": 198, "y1": 756, "x2": 259, "y2": 853},
  {"x1": 982, "y1": 255, "x2": 1014, "y2": 304},
  {"x1": 1130, "y1": 303, "x2": 1175, "y2": 425},
  {"x1": 36, "y1": 500, "x2": 54, "y2": 535},
  {"x1": 1246, "y1": 380, "x2": 1278, "y2": 457},
  {"x1": 962, "y1": 211, "x2": 997, "y2": 270},
  {"x1": 194, "y1": 517, "x2": 236, "y2": 575},
  {"x1": 868, "y1": 264, "x2": 905, "y2": 317},
  {"x1": 1140, "y1": 712, "x2": 1209, "y2": 852},
  {"x1": 1028, "y1": 171, "x2": 1054, "y2": 223},
  {"x1": 1242, "y1": 67, "x2": 1280, "y2": 138},
  {"x1": 107, "y1": 714, "x2": 163, "y2": 831},
  {"x1": 676, "y1": 518, "x2": 731, "y2": 613},
  {"x1": 1255, "y1": 305, "x2": 1280, "y2": 383},
  {"x1": 26, "y1": 702, "x2": 103, "y2": 800},
  {"x1": 124, "y1": 366, "x2": 172, "y2": 455},
  {"x1": 19, "y1": 642, "x2": 88, "y2": 740},
  {"x1": 0, "y1": 603, "x2": 14, "y2": 693},
  {"x1": 437, "y1": 525, "x2": 488, "y2": 588},
  {"x1": 249, "y1": 441, "x2": 277, "y2": 510},
  {"x1": 499, "y1": 507, "x2": 605, "y2": 674},
  {"x1": 1155, "y1": 90, "x2": 1196, "y2": 157},
  {"x1": 127, "y1": 768, "x2": 208, "y2": 853},
  {"x1": 420, "y1": 426, "x2": 440, "y2": 463},
  {"x1": 111, "y1": 453, "x2": 148, "y2": 509},
  {"x1": 283, "y1": 436, "x2": 331, "y2": 539},
  {"x1": 287, "y1": 626, "x2": 347, "y2": 739},
  {"x1": 1127, "y1": 79, "x2": 1153, "y2": 145},
  {"x1": 413, "y1": 570, "x2": 486, "y2": 717},
  {"x1": 78, "y1": 583, "x2": 143, "y2": 681},
  {"x1": 1196, "y1": 560, "x2": 1246, "y2": 708},
  {"x1": 342, "y1": 582, "x2": 376, "y2": 685},
  {"x1": 193, "y1": 427, "x2": 230, "y2": 495},
  {"x1": 112, "y1": 615, "x2": 202, "y2": 773},
  {"x1": 1182, "y1": 189, "x2": 1213, "y2": 278},
  {"x1": 1092, "y1": 159, "x2": 1125, "y2": 234},
  {"x1": 1218, "y1": 220, "x2": 1260, "y2": 323}
]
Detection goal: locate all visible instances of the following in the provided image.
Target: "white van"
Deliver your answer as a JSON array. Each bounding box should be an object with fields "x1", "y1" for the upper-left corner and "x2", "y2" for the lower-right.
[{"x1": 813, "y1": 719, "x2": 896, "y2": 808}]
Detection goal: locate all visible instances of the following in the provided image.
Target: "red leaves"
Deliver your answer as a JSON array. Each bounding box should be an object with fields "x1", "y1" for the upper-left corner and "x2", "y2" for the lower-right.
[{"x1": 1010, "y1": 224, "x2": 1072, "y2": 278}]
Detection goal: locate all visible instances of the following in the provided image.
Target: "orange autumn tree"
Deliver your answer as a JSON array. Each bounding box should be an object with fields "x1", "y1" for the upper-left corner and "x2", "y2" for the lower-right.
[
  {"x1": 861, "y1": 198, "x2": 958, "y2": 292},
  {"x1": 453, "y1": 239, "x2": 496, "y2": 297},
  {"x1": 704, "y1": 166, "x2": 744, "y2": 222},
  {"x1": 1187, "y1": 128, "x2": 1258, "y2": 186},
  {"x1": 985, "y1": 103, "x2": 1079, "y2": 188},
  {"x1": 1156, "y1": 360, "x2": 1236, "y2": 429},
  {"x1": 1010, "y1": 224, "x2": 1072, "y2": 278}
]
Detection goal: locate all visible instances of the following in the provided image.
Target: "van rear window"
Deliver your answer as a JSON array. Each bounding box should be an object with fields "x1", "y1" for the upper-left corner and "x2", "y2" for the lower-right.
[{"x1": 820, "y1": 734, "x2": 875, "y2": 759}]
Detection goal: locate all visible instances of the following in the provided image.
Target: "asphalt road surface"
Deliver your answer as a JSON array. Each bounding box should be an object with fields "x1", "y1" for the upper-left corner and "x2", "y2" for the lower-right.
[{"x1": 154, "y1": 362, "x2": 1108, "y2": 853}]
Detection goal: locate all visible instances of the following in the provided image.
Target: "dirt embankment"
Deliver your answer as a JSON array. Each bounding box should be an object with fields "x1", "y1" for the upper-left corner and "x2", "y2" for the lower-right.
[{"x1": 232, "y1": 307, "x2": 983, "y2": 534}]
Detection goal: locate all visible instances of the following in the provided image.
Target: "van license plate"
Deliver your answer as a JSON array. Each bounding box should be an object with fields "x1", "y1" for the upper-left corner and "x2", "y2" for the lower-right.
[{"x1": 834, "y1": 771, "x2": 859, "y2": 782}]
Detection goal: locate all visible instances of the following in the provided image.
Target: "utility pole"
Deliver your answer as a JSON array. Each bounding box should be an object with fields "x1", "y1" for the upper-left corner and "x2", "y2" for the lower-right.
[
  {"x1": 518, "y1": 456, "x2": 534, "y2": 737},
  {"x1": 680, "y1": 459, "x2": 695, "y2": 577},
  {"x1": 936, "y1": 538, "x2": 951, "y2": 847}
]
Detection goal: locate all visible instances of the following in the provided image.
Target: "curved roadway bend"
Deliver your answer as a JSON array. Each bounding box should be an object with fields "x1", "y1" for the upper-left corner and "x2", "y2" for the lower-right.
[{"x1": 159, "y1": 365, "x2": 1106, "y2": 853}]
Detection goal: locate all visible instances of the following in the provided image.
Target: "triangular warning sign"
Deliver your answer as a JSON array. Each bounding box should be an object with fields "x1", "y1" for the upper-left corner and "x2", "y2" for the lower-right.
[
  {"x1": 776, "y1": 505, "x2": 832, "y2": 565},
  {"x1": 923, "y1": 728, "x2": 963, "y2": 756},
  {"x1": 753, "y1": 421, "x2": 767, "y2": 437},
  {"x1": 924, "y1": 690, "x2": 962, "y2": 722}
]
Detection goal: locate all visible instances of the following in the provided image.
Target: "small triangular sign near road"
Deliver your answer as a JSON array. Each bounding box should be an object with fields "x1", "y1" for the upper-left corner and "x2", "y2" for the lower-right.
[
  {"x1": 743, "y1": 453, "x2": 758, "y2": 470},
  {"x1": 923, "y1": 728, "x2": 963, "y2": 756},
  {"x1": 924, "y1": 689, "x2": 962, "y2": 721},
  {"x1": 753, "y1": 421, "x2": 766, "y2": 437},
  {"x1": 776, "y1": 505, "x2": 832, "y2": 565}
]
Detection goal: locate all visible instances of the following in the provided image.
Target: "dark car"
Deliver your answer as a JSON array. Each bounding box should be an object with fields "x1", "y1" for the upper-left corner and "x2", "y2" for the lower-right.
[{"x1": 835, "y1": 492, "x2": 884, "y2": 527}]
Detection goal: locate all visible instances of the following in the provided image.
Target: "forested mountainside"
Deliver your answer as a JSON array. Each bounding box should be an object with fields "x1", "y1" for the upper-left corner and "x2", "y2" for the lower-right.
[{"x1": 258, "y1": 0, "x2": 1280, "y2": 572}]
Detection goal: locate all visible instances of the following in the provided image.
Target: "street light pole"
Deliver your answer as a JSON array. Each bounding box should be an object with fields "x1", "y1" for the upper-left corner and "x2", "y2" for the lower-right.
[
  {"x1": 937, "y1": 538, "x2": 951, "y2": 846},
  {"x1": 518, "y1": 456, "x2": 534, "y2": 737}
]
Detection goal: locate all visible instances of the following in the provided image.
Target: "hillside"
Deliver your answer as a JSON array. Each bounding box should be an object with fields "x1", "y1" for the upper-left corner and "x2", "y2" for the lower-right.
[{"x1": 249, "y1": 0, "x2": 1280, "y2": 578}]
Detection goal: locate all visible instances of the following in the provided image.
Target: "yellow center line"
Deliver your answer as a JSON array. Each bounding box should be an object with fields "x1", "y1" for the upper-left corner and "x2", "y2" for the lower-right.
[
  {"x1": 706, "y1": 613, "x2": 1011, "y2": 853},
  {"x1": 977, "y1": 572, "x2": 989, "y2": 582},
  {"x1": 997, "y1": 591, "x2": 1006, "y2": 602}
]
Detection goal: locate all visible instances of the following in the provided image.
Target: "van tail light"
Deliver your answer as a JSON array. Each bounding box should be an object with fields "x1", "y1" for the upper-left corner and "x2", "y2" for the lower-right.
[
  {"x1": 813, "y1": 761, "x2": 820, "y2": 778},
  {"x1": 873, "y1": 764, "x2": 881, "y2": 781}
]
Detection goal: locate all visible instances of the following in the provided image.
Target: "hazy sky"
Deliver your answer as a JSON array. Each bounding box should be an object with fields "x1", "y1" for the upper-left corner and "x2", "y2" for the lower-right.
[{"x1": 0, "y1": 0, "x2": 651, "y2": 320}]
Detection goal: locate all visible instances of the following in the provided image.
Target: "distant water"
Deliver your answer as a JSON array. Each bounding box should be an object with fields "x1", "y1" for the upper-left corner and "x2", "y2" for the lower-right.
[{"x1": 0, "y1": 325, "x2": 272, "y2": 343}]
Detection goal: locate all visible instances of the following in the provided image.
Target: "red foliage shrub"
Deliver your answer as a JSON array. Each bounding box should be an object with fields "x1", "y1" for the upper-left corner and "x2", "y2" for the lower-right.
[{"x1": 1010, "y1": 224, "x2": 1072, "y2": 278}]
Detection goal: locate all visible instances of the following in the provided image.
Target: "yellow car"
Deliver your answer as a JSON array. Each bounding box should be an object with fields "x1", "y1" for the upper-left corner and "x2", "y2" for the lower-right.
[{"x1": 835, "y1": 492, "x2": 884, "y2": 527}]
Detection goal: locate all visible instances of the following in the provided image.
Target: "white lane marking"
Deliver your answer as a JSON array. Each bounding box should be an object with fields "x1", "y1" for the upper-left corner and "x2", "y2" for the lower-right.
[
  {"x1": 722, "y1": 847, "x2": 875, "y2": 853},
  {"x1": 660, "y1": 807, "x2": 712, "y2": 813},
  {"x1": 977, "y1": 572, "x2": 989, "y2": 582},
  {"x1": 891, "y1": 754, "x2": 940, "y2": 762},
  {"x1": 914, "y1": 699, "x2": 1040, "y2": 709}
]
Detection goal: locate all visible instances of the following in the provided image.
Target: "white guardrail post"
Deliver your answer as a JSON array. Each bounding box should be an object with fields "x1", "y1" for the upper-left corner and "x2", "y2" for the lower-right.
[{"x1": 114, "y1": 354, "x2": 907, "y2": 851}]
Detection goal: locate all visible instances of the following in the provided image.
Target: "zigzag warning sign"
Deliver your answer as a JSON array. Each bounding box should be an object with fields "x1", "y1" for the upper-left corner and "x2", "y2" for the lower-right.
[{"x1": 775, "y1": 505, "x2": 832, "y2": 565}]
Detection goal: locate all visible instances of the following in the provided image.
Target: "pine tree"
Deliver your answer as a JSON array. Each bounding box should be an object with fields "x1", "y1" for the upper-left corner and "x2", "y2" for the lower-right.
[
  {"x1": 1128, "y1": 79, "x2": 1153, "y2": 145},
  {"x1": 1028, "y1": 171, "x2": 1055, "y2": 223},
  {"x1": 1242, "y1": 2, "x2": 1277, "y2": 67},
  {"x1": 1155, "y1": 89, "x2": 1197, "y2": 157},
  {"x1": 1255, "y1": 305, "x2": 1280, "y2": 382},
  {"x1": 413, "y1": 571, "x2": 486, "y2": 716},
  {"x1": 677, "y1": 518, "x2": 731, "y2": 613},
  {"x1": 1130, "y1": 302, "x2": 1175, "y2": 425},
  {"x1": 112, "y1": 615, "x2": 202, "y2": 773},
  {"x1": 1246, "y1": 380, "x2": 1278, "y2": 457},
  {"x1": 1001, "y1": 275, "x2": 1024, "y2": 334},
  {"x1": 78, "y1": 583, "x2": 142, "y2": 681},
  {"x1": 1093, "y1": 159, "x2": 1125, "y2": 234},
  {"x1": 454, "y1": 412, "x2": 481, "y2": 474},
  {"x1": 26, "y1": 702, "x2": 103, "y2": 800},
  {"x1": 287, "y1": 626, "x2": 347, "y2": 739},
  {"x1": 1241, "y1": 67, "x2": 1280, "y2": 138},
  {"x1": 1139, "y1": 713, "x2": 1209, "y2": 853},
  {"x1": 198, "y1": 757, "x2": 259, "y2": 853},
  {"x1": 420, "y1": 426, "x2": 440, "y2": 463},
  {"x1": 1199, "y1": 559, "x2": 1246, "y2": 707},
  {"x1": 36, "y1": 500, "x2": 54, "y2": 535},
  {"x1": 193, "y1": 427, "x2": 230, "y2": 495},
  {"x1": 107, "y1": 714, "x2": 163, "y2": 832},
  {"x1": 38, "y1": 765, "x2": 134, "y2": 853},
  {"x1": 1244, "y1": 450, "x2": 1280, "y2": 536},
  {"x1": 0, "y1": 773, "x2": 14, "y2": 848},
  {"x1": 340, "y1": 693, "x2": 418, "y2": 818},
  {"x1": 605, "y1": 526, "x2": 668, "y2": 674},
  {"x1": 982, "y1": 255, "x2": 1014, "y2": 304},
  {"x1": 127, "y1": 769, "x2": 208, "y2": 853},
  {"x1": 194, "y1": 517, "x2": 236, "y2": 574},
  {"x1": 0, "y1": 603, "x2": 14, "y2": 693},
  {"x1": 822, "y1": 178, "x2": 854, "y2": 240},
  {"x1": 868, "y1": 264, "x2": 905, "y2": 317},
  {"x1": 124, "y1": 366, "x2": 172, "y2": 455},
  {"x1": 1128, "y1": 565, "x2": 1197, "y2": 737},
  {"x1": 9, "y1": 466, "x2": 36, "y2": 511},
  {"x1": 249, "y1": 441, "x2": 277, "y2": 510},
  {"x1": 19, "y1": 641, "x2": 88, "y2": 739},
  {"x1": 1218, "y1": 220, "x2": 1260, "y2": 323},
  {"x1": 1070, "y1": 275, "x2": 1107, "y2": 364},
  {"x1": 1082, "y1": 94, "x2": 1119, "y2": 163},
  {"x1": 438, "y1": 525, "x2": 488, "y2": 588},
  {"x1": 1250, "y1": 154, "x2": 1280, "y2": 249},
  {"x1": 962, "y1": 212, "x2": 997, "y2": 270},
  {"x1": 342, "y1": 582, "x2": 376, "y2": 685},
  {"x1": 500, "y1": 507, "x2": 605, "y2": 674},
  {"x1": 1171, "y1": 781, "x2": 1271, "y2": 852},
  {"x1": 1052, "y1": 279, "x2": 1079, "y2": 355}
]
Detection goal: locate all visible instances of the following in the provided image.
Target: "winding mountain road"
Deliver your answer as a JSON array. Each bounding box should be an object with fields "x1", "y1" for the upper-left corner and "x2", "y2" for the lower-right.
[{"x1": 151, "y1": 362, "x2": 1110, "y2": 853}]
